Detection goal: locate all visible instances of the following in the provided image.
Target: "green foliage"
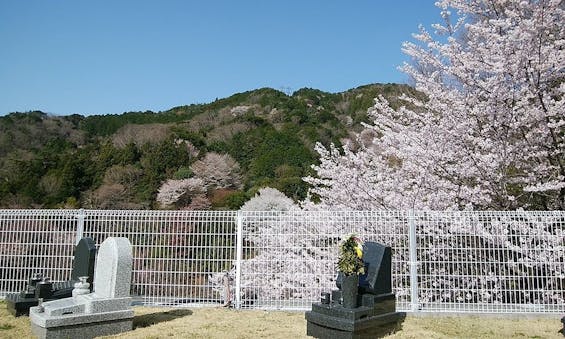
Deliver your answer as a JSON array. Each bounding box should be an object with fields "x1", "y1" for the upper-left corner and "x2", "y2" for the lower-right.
[
  {"x1": 137, "y1": 138, "x2": 193, "y2": 203},
  {"x1": 0, "y1": 111, "x2": 86, "y2": 158},
  {"x1": 170, "y1": 127, "x2": 207, "y2": 148},
  {"x1": 210, "y1": 190, "x2": 249, "y2": 210},
  {"x1": 80, "y1": 109, "x2": 195, "y2": 137},
  {"x1": 0, "y1": 137, "x2": 97, "y2": 207},
  {"x1": 229, "y1": 125, "x2": 315, "y2": 198},
  {"x1": 173, "y1": 166, "x2": 193, "y2": 179},
  {"x1": 223, "y1": 191, "x2": 249, "y2": 209},
  {"x1": 206, "y1": 140, "x2": 230, "y2": 154}
]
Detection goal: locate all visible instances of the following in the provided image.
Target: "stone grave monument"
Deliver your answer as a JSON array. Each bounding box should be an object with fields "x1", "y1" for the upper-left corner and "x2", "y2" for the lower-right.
[
  {"x1": 6, "y1": 237, "x2": 97, "y2": 316},
  {"x1": 29, "y1": 237, "x2": 134, "y2": 339},
  {"x1": 305, "y1": 241, "x2": 405, "y2": 338}
]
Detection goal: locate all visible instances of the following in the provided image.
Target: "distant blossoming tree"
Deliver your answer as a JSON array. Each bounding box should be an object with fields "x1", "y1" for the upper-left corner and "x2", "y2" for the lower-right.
[
  {"x1": 305, "y1": 0, "x2": 564, "y2": 211},
  {"x1": 191, "y1": 152, "x2": 243, "y2": 190},
  {"x1": 156, "y1": 177, "x2": 207, "y2": 208},
  {"x1": 240, "y1": 187, "x2": 296, "y2": 211}
]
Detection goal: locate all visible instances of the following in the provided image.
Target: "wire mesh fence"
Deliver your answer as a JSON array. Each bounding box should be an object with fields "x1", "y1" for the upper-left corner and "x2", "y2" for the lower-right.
[
  {"x1": 0, "y1": 209, "x2": 563, "y2": 314},
  {"x1": 412, "y1": 211, "x2": 564, "y2": 313},
  {"x1": 81, "y1": 210, "x2": 238, "y2": 306}
]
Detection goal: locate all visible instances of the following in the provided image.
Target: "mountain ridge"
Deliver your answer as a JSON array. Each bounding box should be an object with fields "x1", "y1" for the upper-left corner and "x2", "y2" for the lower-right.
[{"x1": 0, "y1": 83, "x2": 420, "y2": 209}]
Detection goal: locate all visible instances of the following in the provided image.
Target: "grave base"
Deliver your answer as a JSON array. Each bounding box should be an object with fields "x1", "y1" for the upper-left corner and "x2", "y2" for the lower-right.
[
  {"x1": 31, "y1": 317, "x2": 132, "y2": 339},
  {"x1": 306, "y1": 309, "x2": 405, "y2": 339},
  {"x1": 30, "y1": 303, "x2": 134, "y2": 339},
  {"x1": 305, "y1": 293, "x2": 405, "y2": 339},
  {"x1": 5, "y1": 293, "x2": 38, "y2": 316},
  {"x1": 5, "y1": 282, "x2": 75, "y2": 317}
]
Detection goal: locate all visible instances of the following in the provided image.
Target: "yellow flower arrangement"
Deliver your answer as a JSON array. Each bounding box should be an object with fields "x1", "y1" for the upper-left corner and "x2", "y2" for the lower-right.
[{"x1": 337, "y1": 234, "x2": 365, "y2": 276}]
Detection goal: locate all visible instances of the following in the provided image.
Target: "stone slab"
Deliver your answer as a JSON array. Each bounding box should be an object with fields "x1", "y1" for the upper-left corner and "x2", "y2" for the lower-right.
[
  {"x1": 310, "y1": 297, "x2": 396, "y2": 321},
  {"x1": 359, "y1": 242, "x2": 392, "y2": 295},
  {"x1": 81, "y1": 295, "x2": 132, "y2": 314},
  {"x1": 31, "y1": 317, "x2": 132, "y2": 339},
  {"x1": 70, "y1": 237, "x2": 97, "y2": 288},
  {"x1": 361, "y1": 293, "x2": 396, "y2": 313},
  {"x1": 310, "y1": 304, "x2": 374, "y2": 321},
  {"x1": 306, "y1": 310, "x2": 403, "y2": 332},
  {"x1": 306, "y1": 312, "x2": 405, "y2": 339},
  {"x1": 30, "y1": 306, "x2": 133, "y2": 328},
  {"x1": 40, "y1": 297, "x2": 86, "y2": 317},
  {"x1": 326, "y1": 292, "x2": 396, "y2": 312},
  {"x1": 335, "y1": 242, "x2": 392, "y2": 296}
]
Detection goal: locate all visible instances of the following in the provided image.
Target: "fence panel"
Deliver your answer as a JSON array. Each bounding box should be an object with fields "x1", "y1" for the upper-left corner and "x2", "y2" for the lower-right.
[
  {"x1": 82, "y1": 210, "x2": 238, "y2": 306},
  {"x1": 414, "y1": 211, "x2": 565, "y2": 313},
  {"x1": 0, "y1": 209, "x2": 77, "y2": 296},
  {"x1": 0, "y1": 209, "x2": 563, "y2": 314}
]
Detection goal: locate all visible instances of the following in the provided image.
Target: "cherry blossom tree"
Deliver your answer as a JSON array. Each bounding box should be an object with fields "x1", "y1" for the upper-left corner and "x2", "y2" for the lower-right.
[
  {"x1": 240, "y1": 187, "x2": 296, "y2": 211},
  {"x1": 302, "y1": 0, "x2": 564, "y2": 308},
  {"x1": 156, "y1": 177, "x2": 207, "y2": 208},
  {"x1": 212, "y1": 0, "x2": 565, "y2": 308},
  {"x1": 191, "y1": 152, "x2": 243, "y2": 190},
  {"x1": 305, "y1": 0, "x2": 564, "y2": 211},
  {"x1": 210, "y1": 189, "x2": 343, "y2": 304}
]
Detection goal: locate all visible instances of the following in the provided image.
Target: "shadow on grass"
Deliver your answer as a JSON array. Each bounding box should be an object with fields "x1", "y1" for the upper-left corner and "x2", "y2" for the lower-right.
[
  {"x1": 371, "y1": 313, "x2": 407, "y2": 338},
  {"x1": 133, "y1": 309, "x2": 193, "y2": 329},
  {"x1": 383, "y1": 313, "x2": 407, "y2": 337}
]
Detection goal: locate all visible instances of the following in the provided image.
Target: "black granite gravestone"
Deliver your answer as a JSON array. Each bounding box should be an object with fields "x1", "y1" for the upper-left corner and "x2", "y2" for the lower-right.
[
  {"x1": 5, "y1": 237, "x2": 97, "y2": 316},
  {"x1": 306, "y1": 241, "x2": 405, "y2": 338}
]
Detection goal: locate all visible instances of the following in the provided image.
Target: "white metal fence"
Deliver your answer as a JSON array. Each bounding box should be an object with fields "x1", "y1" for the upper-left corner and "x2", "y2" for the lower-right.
[{"x1": 0, "y1": 209, "x2": 563, "y2": 314}]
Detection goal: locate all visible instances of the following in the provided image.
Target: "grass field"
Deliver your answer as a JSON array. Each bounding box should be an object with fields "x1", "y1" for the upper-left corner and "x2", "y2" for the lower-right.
[{"x1": 0, "y1": 301, "x2": 562, "y2": 338}]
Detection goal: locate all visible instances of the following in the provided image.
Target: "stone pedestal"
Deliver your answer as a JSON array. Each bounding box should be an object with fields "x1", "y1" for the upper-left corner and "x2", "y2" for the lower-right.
[
  {"x1": 306, "y1": 293, "x2": 405, "y2": 339},
  {"x1": 30, "y1": 308, "x2": 133, "y2": 339},
  {"x1": 341, "y1": 274, "x2": 359, "y2": 309}
]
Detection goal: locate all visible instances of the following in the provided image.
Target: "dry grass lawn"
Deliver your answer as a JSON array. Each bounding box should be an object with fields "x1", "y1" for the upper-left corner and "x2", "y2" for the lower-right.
[{"x1": 0, "y1": 301, "x2": 562, "y2": 338}]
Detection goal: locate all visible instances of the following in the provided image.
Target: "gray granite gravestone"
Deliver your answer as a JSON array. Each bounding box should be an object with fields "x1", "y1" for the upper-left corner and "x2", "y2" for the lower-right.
[
  {"x1": 305, "y1": 241, "x2": 405, "y2": 338},
  {"x1": 29, "y1": 237, "x2": 134, "y2": 339},
  {"x1": 5, "y1": 237, "x2": 97, "y2": 316}
]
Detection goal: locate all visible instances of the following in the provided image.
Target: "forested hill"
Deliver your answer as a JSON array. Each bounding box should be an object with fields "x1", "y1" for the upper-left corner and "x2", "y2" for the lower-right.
[{"x1": 0, "y1": 83, "x2": 419, "y2": 209}]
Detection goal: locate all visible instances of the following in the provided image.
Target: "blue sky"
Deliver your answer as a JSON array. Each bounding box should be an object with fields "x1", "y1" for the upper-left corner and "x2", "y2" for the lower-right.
[{"x1": 0, "y1": 1, "x2": 440, "y2": 116}]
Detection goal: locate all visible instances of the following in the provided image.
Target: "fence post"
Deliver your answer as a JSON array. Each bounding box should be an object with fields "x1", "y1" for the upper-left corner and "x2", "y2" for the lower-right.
[
  {"x1": 408, "y1": 209, "x2": 419, "y2": 312},
  {"x1": 75, "y1": 209, "x2": 85, "y2": 245},
  {"x1": 234, "y1": 211, "x2": 243, "y2": 309}
]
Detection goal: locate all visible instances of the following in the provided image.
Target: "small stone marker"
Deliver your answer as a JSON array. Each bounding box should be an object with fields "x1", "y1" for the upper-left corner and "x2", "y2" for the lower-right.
[
  {"x1": 29, "y1": 237, "x2": 134, "y2": 339},
  {"x1": 306, "y1": 241, "x2": 405, "y2": 338},
  {"x1": 5, "y1": 237, "x2": 97, "y2": 316}
]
